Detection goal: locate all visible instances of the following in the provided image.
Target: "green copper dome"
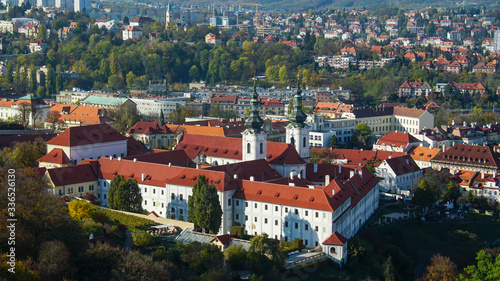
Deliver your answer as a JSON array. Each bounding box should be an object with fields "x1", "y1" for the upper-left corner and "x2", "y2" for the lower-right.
[
  {"x1": 289, "y1": 81, "x2": 307, "y2": 128},
  {"x1": 244, "y1": 82, "x2": 264, "y2": 134}
]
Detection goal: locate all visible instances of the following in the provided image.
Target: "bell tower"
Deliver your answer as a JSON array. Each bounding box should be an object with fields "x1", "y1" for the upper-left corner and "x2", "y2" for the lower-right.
[
  {"x1": 242, "y1": 81, "x2": 267, "y2": 162},
  {"x1": 286, "y1": 80, "x2": 309, "y2": 160}
]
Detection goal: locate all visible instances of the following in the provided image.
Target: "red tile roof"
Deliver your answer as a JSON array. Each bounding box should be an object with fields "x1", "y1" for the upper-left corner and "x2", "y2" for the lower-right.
[
  {"x1": 204, "y1": 159, "x2": 281, "y2": 181},
  {"x1": 37, "y1": 148, "x2": 71, "y2": 164},
  {"x1": 0, "y1": 133, "x2": 57, "y2": 149},
  {"x1": 46, "y1": 124, "x2": 127, "y2": 146},
  {"x1": 127, "y1": 122, "x2": 173, "y2": 135},
  {"x1": 124, "y1": 149, "x2": 194, "y2": 167},
  {"x1": 164, "y1": 168, "x2": 239, "y2": 191},
  {"x1": 47, "y1": 164, "x2": 98, "y2": 186},
  {"x1": 211, "y1": 234, "x2": 232, "y2": 245},
  {"x1": 431, "y1": 144, "x2": 500, "y2": 168},
  {"x1": 384, "y1": 155, "x2": 421, "y2": 176},
  {"x1": 331, "y1": 149, "x2": 404, "y2": 166},
  {"x1": 322, "y1": 231, "x2": 348, "y2": 245},
  {"x1": 267, "y1": 142, "x2": 306, "y2": 165},
  {"x1": 376, "y1": 131, "x2": 419, "y2": 147},
  {"x1": 127, "y1": 137, "x2": 150, "y2": 156}
]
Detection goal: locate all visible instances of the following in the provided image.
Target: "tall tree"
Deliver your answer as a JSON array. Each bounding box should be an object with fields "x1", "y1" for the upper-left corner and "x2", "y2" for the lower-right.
[
  {"x1": 459, "y1": 250, "x2": 500, "y2": 281},
  {"x1": 187, "y1": 174, "x2": 222, "y2": 233},
  {"x1": 46, "y1": 64, "x2": 54, "y2": 97},
  {"x1": 55, "y1": 73, "x2": 63, "y2": 94},
  {"x1": 248, "y1": 233, "x2": 285, "y2": 273},
  {"x1": 6, "y1": 60, "x2": 14, "y2": 83},
  {"x1": 108, "y1": 175, "x2": 143, "y2": 213},
  {"x1": 351, "y1": 122, "x2": 373, "y2": 149},
  {"x1": 109, "y1": 52, "x2": 119, "y2": 76},
  {"x1": 29, "y1": 64, "x2": 36, "y2": 92}
]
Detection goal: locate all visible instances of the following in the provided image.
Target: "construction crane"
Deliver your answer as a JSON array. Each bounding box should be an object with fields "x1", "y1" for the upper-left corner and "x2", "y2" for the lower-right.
[{"x1": 241, "y1": 3, "x2": 263, "y2": 26}]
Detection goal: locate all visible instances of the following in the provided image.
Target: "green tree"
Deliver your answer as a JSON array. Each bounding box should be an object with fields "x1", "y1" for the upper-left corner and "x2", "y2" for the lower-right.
[
  {"x1": 187, "y1": 174, "x2": 222, "y2": 234},
  {"x1": 413, "y1": 179, "x2": 437, "y2": 207},
  {"x1": 224, "y1": 244, "x2": 247, "y2": 269},
  {"x1": 266, "y1": 65, "x2": 280, "y2": 81},
  {"x1": 29, "y1": 64, "x2": 36, "y2": 92},
  {"x1": 36, "y1": 86, "x2": 46, "y2": 98},
  {"x1": 279, "y1": 65, "x2": 288, "y2": 84},
  {"x1": 329, "y1": 135, "x2": 338, "y2": 148},
  {"x1": 459, "y1": 250, "x2": 500, "y2": 281},
  {"x1": 109, "y1": 52, "x2": 119, "y2": 76},
  {"x1": 68, "y1": 200, "x2": 97, "y2": 221},
  {"x1": 37, "y1": 24, "x2": 47, "y2": 40},
  {"x1": 351, "y1": 123, "x2": 373, "y2": 149},
  {"x1": 108, "y1": 175, "x2": 143, "y2": 213},
  {"x1": 189, "y1": 65, "x2": 200, "y2": 82},
  {"x1": 46, "y1": 64, "x2": 54, "y2": 97},
  {"x1": 55, "y1": 73, "x2": 63, "y2": 94},
  {"x1": 248, "y1": 233, "x2": 285, "y2": 273},
  {"x1": 126, "y1": 71, "x2": 137, "y2": 88},
  {"x1": 6, "y1": 60, "x2": 14, "y2": 83}
]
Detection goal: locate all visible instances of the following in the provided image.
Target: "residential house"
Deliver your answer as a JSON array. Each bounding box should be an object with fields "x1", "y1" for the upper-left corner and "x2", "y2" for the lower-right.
[
  {"x1": 373, "y1": 131, "x2": 424, "y2": 153},
  {"x1": 376, "y1": 155, "x2": 423, "y2": 194}
]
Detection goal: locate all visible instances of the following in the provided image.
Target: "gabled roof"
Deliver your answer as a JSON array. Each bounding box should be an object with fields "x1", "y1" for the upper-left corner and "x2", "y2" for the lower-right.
[
  {"x1": 176, "y1": 134, "x2": 242, "y2": 160},
  {"x1": 431, "y1": 144, "x2": 500, "y2": 168},
  {"x1": 204, "y1": 159, "x2": 281, "y2": 181},
  {"x1": 124, "y1": 149, "x2": 194, "y2": 167},
  {"x1": 376, "y1": 131, "x2": 420, "y2": 147},
  {"x1": 0, "y1": 133, "x2": 57, "y2": 149},
  {"x1": 37, "y1": 148, "x2": 71, "y2": 164},
  {"x1": 47, "y1": 164, "x2": 98, "y2": 186},
  {"x1": 98, "y1": 157, "x2": 185, "y2": 187},
  {"x1": 127, "y1": 122, "x2": 172, "y2": 135},
  {"x1": 46, "y1": 124, "x2": 127, "y2": 146},
  {"x1": 408, "y1": 146, "x2": 442, "y2": 162},
  {"x1": 267, "y1": 142, "x2": 306, "y2": 165},
  {"x1": 127, "y1": 137, "x2": 149, "y2": 156},
  {"x1": 210, "y1": 234, "x2": 232, "y2": 245},
  {"x1": 164, "y1": 168, "x2": 239, "y2": 191},
  {"x1": 331, "y1": 148, "x2": 404, "y2": 166},
  {"x1": 384, "y1": 155, "x2": 421, "y2": 176},
  {"x1": 322, "y1": 231, "x2": 348, "y2": 245}
]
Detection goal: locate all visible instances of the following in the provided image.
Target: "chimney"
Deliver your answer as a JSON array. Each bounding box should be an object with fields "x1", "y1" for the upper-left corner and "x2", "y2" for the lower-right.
[
  {"x1": 350, "y1": 170, "x2": 355, "y2": 178},
  {"x1": 298, "y1": 173, "x2": 302, "y2": 179},
  {"x1": 289, "y1": 183, "x2": 295, "y2": 186},
  {"x1": 168, "y1": 163, "x2": 171, "y2": 167},
  {"x1": 451, "y1": 169, "x2": 455, "y2": 175},
  {"x1": 359, "y1": 169, "x2": 363, "y2": 179},
  {"x1": 389, "y1": 155, "x2": 392, "y2": 159},
  {"x1": 109, "y1": 156, "x2": 113, "y2": 161},
  {"x1": 339, "y1": 164, "x2": 342, "y2": 174},
  {"x1": 481, "y1": 172, "x2": 484, "y2": 179},
  {"x1": 250, "y1": 176, "x2": 255, "y2": 181},
  {"x1": 308, "y1": 185, "x2": 315, "y2": 189},
  {"x1": 234, "y1": 174, "x2": 238, "y2": 180},
  {"x1": 117, "y1": 156, "x2": 122, "y2": 161},
  {"x1": 325, "y1": 174, "x2": 330, "y2": 186},
  {"x1": 290, "y1": 171, "x2": 296, "y2": 180},
  {"x1": 141, "y1": 173, "x2": 146, "y2": 181},
  {"x1": 133, "y1": 158, "x2": 137, "y2": 163},
  {"x1": 314, "y1": 163, "x2": 318, "y2": 173}
]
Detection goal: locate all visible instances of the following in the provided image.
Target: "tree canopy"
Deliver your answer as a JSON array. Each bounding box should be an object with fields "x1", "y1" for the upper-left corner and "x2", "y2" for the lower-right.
[
  {"x1": 108, "y1": 175, "x2": 143, "y2": 213},
  {"x1": 187, "y1": 174, "x2": 222, "y2": 234}
]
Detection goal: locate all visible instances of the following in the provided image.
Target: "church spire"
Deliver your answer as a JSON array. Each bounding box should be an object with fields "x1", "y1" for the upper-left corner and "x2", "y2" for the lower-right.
[
  {"x1": 289, "y1": 79, "x2": 307, "y2": 128},
  {"x1": 244, "y1": 80, "x2": 264, "y2": 133}
]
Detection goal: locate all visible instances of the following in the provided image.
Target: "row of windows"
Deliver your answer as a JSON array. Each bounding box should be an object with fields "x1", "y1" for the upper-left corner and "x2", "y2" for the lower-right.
[
  {"x1": 236, "y1": 214, "x2": 322, "y2": 232},
  {"x1": 235, "y1": 200, "x2": 323, "y2": 218}
]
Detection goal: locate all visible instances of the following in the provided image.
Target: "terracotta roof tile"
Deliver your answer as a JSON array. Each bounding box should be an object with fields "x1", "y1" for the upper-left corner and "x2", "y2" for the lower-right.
[
  {"x1": 46, "y1": 124, "x2": 127, "y2": 146},
  {"x1": 322, "y1": 231, "x2": 348, "y2": 245},
  {"x1": 37, "y1": 148, "x2": 71, "y2": 164}
]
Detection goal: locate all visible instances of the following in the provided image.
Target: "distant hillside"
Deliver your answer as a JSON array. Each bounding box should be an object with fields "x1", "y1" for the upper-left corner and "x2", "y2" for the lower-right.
[{"x1": 180, "y1": 0, "x2": 499, "y2": 12}]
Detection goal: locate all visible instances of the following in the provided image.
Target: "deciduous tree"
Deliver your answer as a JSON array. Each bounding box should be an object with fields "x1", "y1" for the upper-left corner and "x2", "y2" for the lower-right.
[{"x1": 108, "y1": 175, "x2": 143, "y2": 213}]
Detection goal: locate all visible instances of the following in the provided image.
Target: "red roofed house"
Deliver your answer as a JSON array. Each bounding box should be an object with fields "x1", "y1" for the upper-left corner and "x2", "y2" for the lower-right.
[
  {"x1": 28, "y1": 39, "x2": 48, "y2": 53},
  {"x1": 122, "y1": 26, "x2": 142, "y2": 40},
  {"x1": 376, "y1": 155, "x2": 423, "y2": 194},
  {"x1": 373, "y1": 131, "x2": 424, "y2": 153},
  {"x1": 40, "y1": 164, "x2": 98, "y2": 197},
  {"x1": 127, "y1": 121, "x2": 174, "y2": 149},
  {"x1": 452, "y1": 82, "x2": 487, "y2": 95},
  {"x1": 38, "y1": 148, "x2": 72, "y2": 169},
  {"x1": 45, "y1": 124, "x2": 128, "y2": 165},
  {"x1": 398, "y1": 81, "x2": 432, "y2": 98},
  {"x1": 322, "y1": 231, "x2": 348, "y2": 264}
]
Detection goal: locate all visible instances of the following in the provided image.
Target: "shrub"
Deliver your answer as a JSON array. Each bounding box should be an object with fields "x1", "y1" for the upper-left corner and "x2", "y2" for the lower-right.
[
  {"x1": 132, "y1": 229, "x2": 152, "y2": 247},
  {"x1": 232, "y1": 226, "x2": 244, "y2": 238},
  {"x1": 292, "y1": 238, "x2": 305, "y2": 251},
  {"x1": 82, "y1": 219, "x2": 104, "y2": 237},
  {"x1": 91, "y1": 211, "x2": 109, "y2": 224}
]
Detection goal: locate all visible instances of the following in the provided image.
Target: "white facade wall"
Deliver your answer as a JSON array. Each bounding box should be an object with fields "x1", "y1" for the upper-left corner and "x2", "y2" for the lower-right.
[
  {"x1": 376, "y1": 162, "x2": 422, "y2": 193},
  {"x1": 131, "y1": 98, "x2": 183, "y2": 117},
  {"x1": 286, "y1": 126, "x2": 309, "y2": 159},
  {"x1": 242, "y1": 131, "x2": 267, "y2": 162},
  {"x1": 47, "y1": 140, "x2": 127, "y2": 165}
]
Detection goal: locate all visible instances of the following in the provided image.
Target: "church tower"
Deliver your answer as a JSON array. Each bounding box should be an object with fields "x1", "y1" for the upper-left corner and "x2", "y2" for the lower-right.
[
  {"x1": 242, "y1": 82, "x2": 267, "y2": 162},
  {"x1": 286, "y1": 81, "x2": 309, "y2": 160},
  {"x1": 166, "y1": 3, "x2": 172, "y2": 23}
]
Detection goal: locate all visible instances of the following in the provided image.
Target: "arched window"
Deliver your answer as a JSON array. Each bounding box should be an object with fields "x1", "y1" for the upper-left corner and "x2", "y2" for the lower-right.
[
  {"x1": 330, "y1": 247, "x2": 336, "y2": 254},
  {"x1": 260, "y1": 143, "x2": 263, "y2": 154},
  {"x1": 303, "y1": 137, "x2": 306, "y2": 147},
  {"x1": 247, "y1": 142, "x2": 251, "y2": 153}
]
